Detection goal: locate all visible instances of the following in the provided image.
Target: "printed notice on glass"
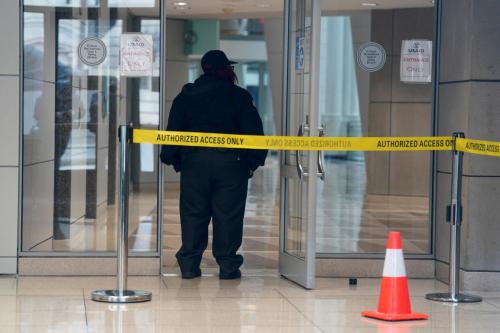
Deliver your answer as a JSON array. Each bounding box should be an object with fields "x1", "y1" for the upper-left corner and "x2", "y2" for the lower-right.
[
  {"x1": 78, "y1": 37, "x2": 107, "y2": 66},
  {"x1": 120, "y1": 34, "x2": 153, "y2": 77},
  {"x1": 400, "y1": 40, "x2": 432, "y2": 83},
  {"x1": 357, "y1": 42, "x2": 386, "y2": 72}
]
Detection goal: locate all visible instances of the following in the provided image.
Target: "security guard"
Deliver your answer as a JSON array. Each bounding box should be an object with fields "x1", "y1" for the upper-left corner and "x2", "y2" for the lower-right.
[{"x1": 161, "y1": 50, "x2": 267, "y2": 279}]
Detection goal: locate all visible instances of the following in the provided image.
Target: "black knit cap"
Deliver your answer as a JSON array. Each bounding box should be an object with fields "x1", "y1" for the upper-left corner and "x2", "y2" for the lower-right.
[{"x1": 201, "y1": 50, "x2": 237, "y2": 72}]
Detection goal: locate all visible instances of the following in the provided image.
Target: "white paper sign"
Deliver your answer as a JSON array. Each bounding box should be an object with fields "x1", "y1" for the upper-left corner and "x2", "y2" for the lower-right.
[
  {"x1": 400, "y1": 40, "x2": 432, "y2": 83},
  {"x1": 120, "y1": 34, "x2": 153, "y2": 77},
  {"x1": 357, "y1": 42, "x2": 386, "y2": 72}
]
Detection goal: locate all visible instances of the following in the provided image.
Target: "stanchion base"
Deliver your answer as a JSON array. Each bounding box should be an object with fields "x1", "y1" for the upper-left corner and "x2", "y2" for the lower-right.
[
  {"x1": 91, "y1": 290, "x2": 152, "y2": 303},
  {"x1": 426, "y1": 292, "x2": 482, "y2": 303}
]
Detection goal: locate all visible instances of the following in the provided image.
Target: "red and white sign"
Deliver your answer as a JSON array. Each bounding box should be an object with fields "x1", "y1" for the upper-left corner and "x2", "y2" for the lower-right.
[
  {"x1": 120, "y1": 34, "x2": 153, "y2": 77},
  {"x1": 400, "y1": 40, "x2": 432, "y2": 83}
]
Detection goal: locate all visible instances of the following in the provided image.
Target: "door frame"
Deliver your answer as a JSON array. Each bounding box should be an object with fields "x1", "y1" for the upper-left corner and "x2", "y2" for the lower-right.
[{"x1": 278, "y1": 0, "x2": 322, "y2": 289}]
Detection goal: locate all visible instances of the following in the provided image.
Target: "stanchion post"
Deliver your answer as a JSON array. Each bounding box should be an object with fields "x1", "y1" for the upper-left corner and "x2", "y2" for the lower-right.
[
  {"x1": 91, "y1": 125, "x2": 152, "y2": 303},
  {"x1": 426, "y1": 132, "x2": 481, "y2": 303}
]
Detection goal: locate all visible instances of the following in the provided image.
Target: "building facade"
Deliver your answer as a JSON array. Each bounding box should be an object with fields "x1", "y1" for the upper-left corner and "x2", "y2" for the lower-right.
[{"x1": 0, "y1": 0, "x2": 499, "y2": 291}]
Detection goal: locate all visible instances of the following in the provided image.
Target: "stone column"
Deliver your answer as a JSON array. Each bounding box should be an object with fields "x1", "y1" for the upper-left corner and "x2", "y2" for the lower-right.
[
  {"x1": 436, "y1": 0, "x2": 500, "y2": 291},
  {"x1": 0, "y1": 0, "x2": 20, "y2": 274}
]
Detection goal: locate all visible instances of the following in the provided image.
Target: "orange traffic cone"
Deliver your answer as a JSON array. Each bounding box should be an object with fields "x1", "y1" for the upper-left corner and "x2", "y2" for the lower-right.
[{"x1": 361, "y1": 231, "x2": 428, "y2": 321}]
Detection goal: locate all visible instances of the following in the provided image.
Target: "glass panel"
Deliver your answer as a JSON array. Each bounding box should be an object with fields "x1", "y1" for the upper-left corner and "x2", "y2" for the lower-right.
[
  {"x1": 239, "y1": 63, "x2": 276, "y2": 136},
  {"x1": 285, "y1": 179, "x2": 307, "y2": 258},
  {"x1": 22, "y1": 1, "x2": 161, "y2": 253},
  {"x1": 317, "y1": 3, "x2": 436, "y2": 254}
]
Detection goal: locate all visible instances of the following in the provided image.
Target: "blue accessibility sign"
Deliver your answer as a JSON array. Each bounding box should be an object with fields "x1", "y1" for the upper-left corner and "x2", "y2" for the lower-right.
[{"x1": 295, "y1": 36, "x2": 305, "y2": 71}]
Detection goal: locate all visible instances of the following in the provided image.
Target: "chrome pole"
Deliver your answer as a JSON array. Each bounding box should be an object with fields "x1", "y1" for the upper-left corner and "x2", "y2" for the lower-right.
[
  {"x1": 92, "y1": 125, "x2": 152, "y2": 303},
  {"x1": 426, "y1": 132, "x2": 481, "y2": 303},
  {"x1": 117, "y1": 124, "x2": 130, "y2": 293},
  {"x1": 449, "y1": 132, "x2": 463, "y2": 300}
]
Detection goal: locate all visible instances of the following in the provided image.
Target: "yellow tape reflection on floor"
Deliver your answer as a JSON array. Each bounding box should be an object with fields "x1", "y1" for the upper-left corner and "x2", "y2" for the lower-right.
[
  {"x1": 133, "y1": 129, "x2": 453, "y2": 152},
  {"x1": 456, "y1": 138, "x2": 500, "y2": 157}
]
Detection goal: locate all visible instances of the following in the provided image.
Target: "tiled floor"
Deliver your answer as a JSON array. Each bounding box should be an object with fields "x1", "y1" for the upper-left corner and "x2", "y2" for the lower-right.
[{"x1": 1, "y1": 275, "x2": 499, "y2": 332}]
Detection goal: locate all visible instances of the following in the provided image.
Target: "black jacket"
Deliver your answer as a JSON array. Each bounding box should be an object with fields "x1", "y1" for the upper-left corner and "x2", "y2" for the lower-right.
[{"x1": 160, "y1": 74, "x2": 268, "y2": 172}]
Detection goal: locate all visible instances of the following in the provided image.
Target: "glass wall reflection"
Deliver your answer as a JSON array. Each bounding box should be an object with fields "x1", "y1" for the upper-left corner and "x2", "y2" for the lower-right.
[{"x1": 22, "y1": 1, "x2": 161, "y2": 253}]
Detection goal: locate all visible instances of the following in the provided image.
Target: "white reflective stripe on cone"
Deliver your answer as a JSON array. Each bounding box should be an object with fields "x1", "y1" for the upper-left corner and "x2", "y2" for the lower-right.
[{"x1": 382, "y1": 249, "x2": 407, "y2": 278}]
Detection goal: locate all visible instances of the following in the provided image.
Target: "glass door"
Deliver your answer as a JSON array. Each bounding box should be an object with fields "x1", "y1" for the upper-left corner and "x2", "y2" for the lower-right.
[
  {"x1": 279, "y1": 0, "x2": 322, "y2": 289},
  {"x1": 315, "y1": 2, "x2": 436, "y2": 257}
]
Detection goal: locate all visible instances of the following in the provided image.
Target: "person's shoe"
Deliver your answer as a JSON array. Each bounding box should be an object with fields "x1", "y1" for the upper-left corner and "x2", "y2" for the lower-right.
[
  {"x1": 181, "y1": 269, "x2": 201, "y2": 279},
  {"x1": 219, "y1": 269, "x2": 241, "y2": 280}
]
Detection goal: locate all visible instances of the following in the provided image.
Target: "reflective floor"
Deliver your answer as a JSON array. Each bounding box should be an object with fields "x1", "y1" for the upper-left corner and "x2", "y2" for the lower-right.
[
  {"x1": 163, "y1": 155, "x2": 430, "y2": 272},
  {"x1": 162, "y1": 156, "x2": 280, "y2": 271},
  {"x1": 1, "y1": 275, "x2": 499, "y2": 332},
  {"x1": 316, "y1": 157, "x2": 429, "y2": 254},
  {"x1": 30, "y1": 192, "x2": 158, "y2": 253},
  {"x1": 29, "y1": 155, "x2": 430, "y2": 268}
]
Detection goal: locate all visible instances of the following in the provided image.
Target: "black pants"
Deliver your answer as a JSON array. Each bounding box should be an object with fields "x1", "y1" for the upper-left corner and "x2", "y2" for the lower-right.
[{"x1": 176, "y1": 149, "x2": 249, "y2": 275}]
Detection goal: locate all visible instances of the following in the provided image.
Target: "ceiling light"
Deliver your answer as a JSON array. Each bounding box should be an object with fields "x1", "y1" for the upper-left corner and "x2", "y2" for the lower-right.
[
  {"x1": 257, "y1": 3, "x2": 271, "y2": 8},
  {"x1": 173, "y1": 1, "x2": 189, "y2": 10},
  {"x1": 361, "y1": 2, "x2": 378, "y2": 6}
]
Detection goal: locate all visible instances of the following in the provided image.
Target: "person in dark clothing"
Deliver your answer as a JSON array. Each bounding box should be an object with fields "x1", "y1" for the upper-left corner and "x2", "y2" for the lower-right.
[{"x1": 160, "y1": 50, "x2": 267, "y2": 280}]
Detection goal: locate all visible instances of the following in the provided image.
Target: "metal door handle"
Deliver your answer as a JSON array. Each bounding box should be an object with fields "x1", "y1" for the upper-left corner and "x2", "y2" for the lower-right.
[
  {"x1": 296, "y1": 122, "x2": 310, "y2": 179},
  {"x1": 317, "y1": 125, "x2": 325, "y2": 180}
]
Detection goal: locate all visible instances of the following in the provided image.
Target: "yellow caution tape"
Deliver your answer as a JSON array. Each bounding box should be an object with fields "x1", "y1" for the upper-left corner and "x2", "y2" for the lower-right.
[
  {"x1": 133, "y1": 129, "x2": 500, "y2": 156},
  {"x1": 456, "y1": 138, "x2": 500, "y2": 157},
  {"x1": 133, "y1": 129, "x2": 453, "y2": 152}
]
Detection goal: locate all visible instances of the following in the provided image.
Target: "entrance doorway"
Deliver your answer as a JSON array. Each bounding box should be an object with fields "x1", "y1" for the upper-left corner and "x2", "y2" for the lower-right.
[
  {"x1": 161, "y1": 16, "x2": 282, "y2": 275},
  {"x1": 161, "y1": 0, "x2": 438, "y2": 288}
]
